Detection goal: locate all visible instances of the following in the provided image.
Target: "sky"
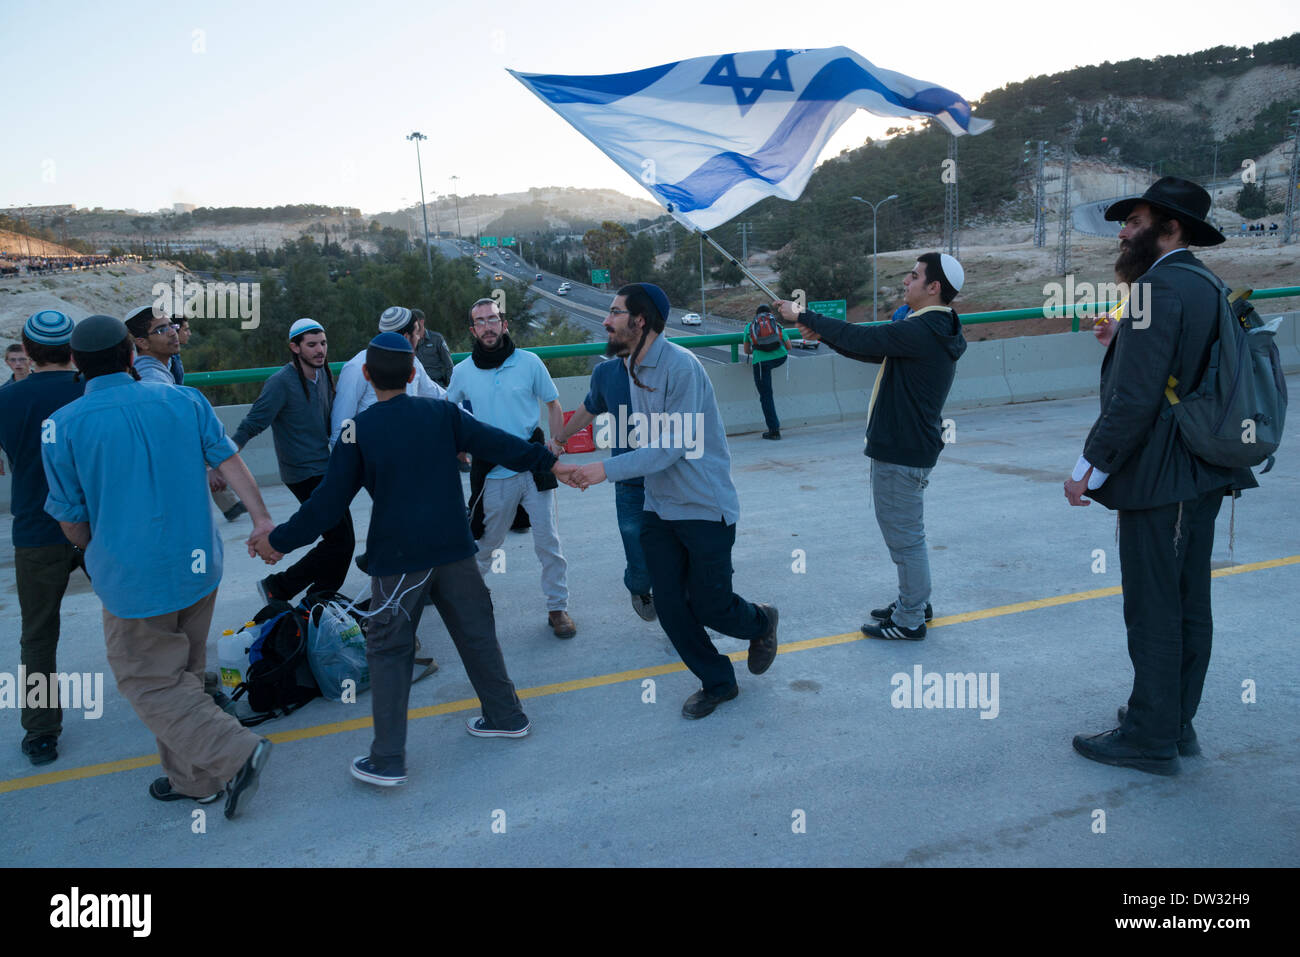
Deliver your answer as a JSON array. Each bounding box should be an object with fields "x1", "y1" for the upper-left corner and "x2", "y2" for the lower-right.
[{"x1": 5, "y1": 0, "x2": 1298, "y2": 216}]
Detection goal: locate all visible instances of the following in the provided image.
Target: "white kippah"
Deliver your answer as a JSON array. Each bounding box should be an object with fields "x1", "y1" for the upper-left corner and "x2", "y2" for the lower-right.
[
  {"x1": 938, "y1": 253, "x2": 964, "y2": 293},
  {"x1": 289, "y1": 317, "x2": 324, "y2": 340}
]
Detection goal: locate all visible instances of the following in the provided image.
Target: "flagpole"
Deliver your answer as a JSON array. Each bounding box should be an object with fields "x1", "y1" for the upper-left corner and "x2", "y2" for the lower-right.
[{"x1": 696, "y1": 229, "x2": 782, "y2": 302}]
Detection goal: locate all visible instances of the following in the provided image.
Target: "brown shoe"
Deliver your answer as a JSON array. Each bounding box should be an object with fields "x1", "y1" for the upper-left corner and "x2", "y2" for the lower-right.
[{"x1": 548, "y1": 610, "x2": 577, "y2": 639}]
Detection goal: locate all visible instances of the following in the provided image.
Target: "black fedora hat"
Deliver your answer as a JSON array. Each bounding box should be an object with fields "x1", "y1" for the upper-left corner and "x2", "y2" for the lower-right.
[{"x1": 1104, "y1": 176, "x2": 1225, "y2": 246}]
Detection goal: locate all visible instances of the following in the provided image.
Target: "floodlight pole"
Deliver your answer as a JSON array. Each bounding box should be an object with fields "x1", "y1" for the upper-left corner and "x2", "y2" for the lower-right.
[{"x1": 850, "y1": 194, "x2": 899, "y2": 319}]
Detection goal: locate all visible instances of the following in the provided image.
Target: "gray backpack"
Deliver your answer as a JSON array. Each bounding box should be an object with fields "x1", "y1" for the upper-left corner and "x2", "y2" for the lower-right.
[{"x1": 1161, "y1": 263, "x2": 1287, "y2": 472}]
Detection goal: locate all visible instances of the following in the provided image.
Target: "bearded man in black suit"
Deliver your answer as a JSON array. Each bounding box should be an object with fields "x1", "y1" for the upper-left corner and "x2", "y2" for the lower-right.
[{"x1": 1064, "y1": 177, "x2": 1258, "y2": 776}]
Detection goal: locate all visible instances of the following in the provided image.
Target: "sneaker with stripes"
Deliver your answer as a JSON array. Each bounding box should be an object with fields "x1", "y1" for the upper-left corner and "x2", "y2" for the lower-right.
[{"x1": 860, "y1": 615, "x2": 926, "y2": 641}]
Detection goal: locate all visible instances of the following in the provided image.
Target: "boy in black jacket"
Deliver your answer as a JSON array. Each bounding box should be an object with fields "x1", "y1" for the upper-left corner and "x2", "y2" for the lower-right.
[
  {"x1": 251, "y1": 333, "x2": 577, "y2": 786},
  {"x1": 775, "y1": 252, "x2": 967, "y2": 640}
]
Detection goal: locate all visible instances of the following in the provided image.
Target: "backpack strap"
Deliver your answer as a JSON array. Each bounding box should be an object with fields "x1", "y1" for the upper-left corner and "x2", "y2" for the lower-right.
[{"x1": 1157, "y1": 261, "x2": 1230, "y2": 410}]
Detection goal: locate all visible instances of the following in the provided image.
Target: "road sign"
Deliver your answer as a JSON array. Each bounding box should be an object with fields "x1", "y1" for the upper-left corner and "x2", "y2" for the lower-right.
[
  {"x1": 807, "y1": 299, "x2": 847, "y2": 321},
  {"x1": 502, "y1": 236, "x2": 517, "y2": 246},
  {"x1": 590, "y1": 268, "x2": 611, "y2": 284},
  {"x1": 479, "y1": 237, "x2": 499, "y2": 247}
]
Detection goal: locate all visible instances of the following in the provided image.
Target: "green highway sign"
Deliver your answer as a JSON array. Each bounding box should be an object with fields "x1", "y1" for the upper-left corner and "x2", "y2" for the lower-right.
[
  {"x1": 590, "y1": 268, "x2": 611, "y2": 284},
  {"x1": 807, "y1": 299, "x2": 847, "y2": 321},
  {"x1": 502, "y1": 237, "x2": 517, "y2": 246},
  {"x1": 479, "y1": 237, "x2": 499, "y2": 247}
]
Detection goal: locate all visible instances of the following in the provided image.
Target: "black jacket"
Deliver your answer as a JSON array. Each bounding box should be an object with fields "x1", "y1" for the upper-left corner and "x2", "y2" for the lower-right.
[
  {"x1": 1084, "y1": 249, "x2": 1257, "y2": 510},
  {"x1": 801, "y1": 305, "x2": 967, "y2": 468}
]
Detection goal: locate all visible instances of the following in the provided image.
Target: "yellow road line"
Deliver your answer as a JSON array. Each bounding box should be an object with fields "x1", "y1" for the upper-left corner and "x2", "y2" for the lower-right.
[{"x1": 4, "y1": 553, "x2": 1296, "y2": 796}]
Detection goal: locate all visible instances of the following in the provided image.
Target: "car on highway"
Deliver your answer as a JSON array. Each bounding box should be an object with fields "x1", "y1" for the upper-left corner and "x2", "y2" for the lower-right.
[
  {"x1": 493, "y1": 273, "x2": 503, "y2": 281},
  {"x1": 536, "y1": 273, "x2": 543, "y2": 282},
  {"x1": 680, "y1": 312, "x2": 702, "y2": 325},
  {"x1": 557, "y1": 282, "x2": 571, "y2": 295},
  {"x1": 789, "y1": 338, "x2": 819, "y2": 349}
]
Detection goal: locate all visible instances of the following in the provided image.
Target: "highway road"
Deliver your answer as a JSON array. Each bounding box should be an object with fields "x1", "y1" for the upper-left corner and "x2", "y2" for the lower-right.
[{"x1": 436, "y1": 237, "x2": 828, "y2": 366}]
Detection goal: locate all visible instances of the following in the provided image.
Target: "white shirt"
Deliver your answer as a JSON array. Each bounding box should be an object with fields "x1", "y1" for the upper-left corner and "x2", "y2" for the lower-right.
[{"x1": 329, "y1": 348, "x2": 447, "y2": 448}]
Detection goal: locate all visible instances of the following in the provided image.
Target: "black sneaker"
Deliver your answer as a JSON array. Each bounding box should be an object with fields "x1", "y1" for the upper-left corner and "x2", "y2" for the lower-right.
[
  {"x1": 350, "y1": 755, "x2": 407, "y2": 787},
  {"x1": 21, "y1": 735, "x2": 58, "y2": 767},
  {"x1": 870, "y1": 601, "x2": 933, "y2": 622},
  {"x1": 861, "y1": 615, "x2": 926, "y2": 640},
  {"x1": 761, "y1": 431, "x2": 781, "y2": 440},
  {"x1": 1117, "y1": 705, "x2": 1200, "y2": 756},
  {"x1": 467, "y1": 717, "x2": 531, "y2": 738},
  {"x1": 225, "y1": 738, "x2": 272, "y2": 819},
  {"x1": 223, "y1": 502, "x2": 248, "y2": 522},
  {"x1": 631, "y1": 593, "x2": 656, "y2": 622},
  {"x1": 149, "y1": 776, "x2": 223, "y2": 804}
]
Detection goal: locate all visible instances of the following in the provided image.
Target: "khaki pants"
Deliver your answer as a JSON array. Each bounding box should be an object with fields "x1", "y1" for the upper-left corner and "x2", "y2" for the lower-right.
[{"x1": 103, "y1": 588, "x2": 258, "y2": 797}]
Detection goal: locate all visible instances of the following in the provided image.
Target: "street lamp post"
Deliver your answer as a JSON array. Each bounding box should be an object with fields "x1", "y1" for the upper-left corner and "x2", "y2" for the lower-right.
[
  {"x1": 850, "y1": 193, "x2": 899, "y2": 319},
  {"x1": 406, "y1": 132, "x2": 434, "y2": 282}
]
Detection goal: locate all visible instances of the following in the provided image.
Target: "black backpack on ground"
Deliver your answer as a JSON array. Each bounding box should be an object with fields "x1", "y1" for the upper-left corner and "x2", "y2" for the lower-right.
[{"x1": 230, "y1": 599, "x2": 321, "y2": 726}]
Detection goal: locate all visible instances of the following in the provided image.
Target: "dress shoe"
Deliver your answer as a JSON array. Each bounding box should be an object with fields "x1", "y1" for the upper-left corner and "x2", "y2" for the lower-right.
[
  {"x1": 1072, "y1": 728, "x2": 1180, "y2": 776},
  {"x1": 1118, "y1": 705, "x2": 1200, "y2": 756},
  {"x1": 548, "y1": 610, "x2": 577, "y2": 639},
  {"x1": 682, "y1": 685, "x2": 739, "y2": 719},
  {"x1": 748, "y1": 603, "x2": 779, "y2": 674}
]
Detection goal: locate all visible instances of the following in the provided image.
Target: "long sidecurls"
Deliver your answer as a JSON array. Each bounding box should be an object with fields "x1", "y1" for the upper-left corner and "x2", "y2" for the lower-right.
[{"x1": 617, "y1": 283, "x2": 665, "y2": 391}]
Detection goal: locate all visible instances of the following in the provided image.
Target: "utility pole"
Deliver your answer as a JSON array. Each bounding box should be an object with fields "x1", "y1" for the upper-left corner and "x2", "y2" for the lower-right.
[
  {"x1": 450, "y1": 176, "x2": 463, "y2": 239},
  {"x1": 698, "y1": 233, "x2": 707, "y2": 318},
  {"x1": 406, "y1": 132, "x2": 434, "y2": 282},
  {"x1": 1285, "y1": 109, "x2": 1300, "y2": 245},
  {"x1": 944, "y1": 135, "x2": 959, "y2": 256},
  {"x1": 1057, "y1": 138, "x2": 1074, "y2": 276},
  {"x1": 737, "y1": 222, "x2": 753, "y2": 261}
]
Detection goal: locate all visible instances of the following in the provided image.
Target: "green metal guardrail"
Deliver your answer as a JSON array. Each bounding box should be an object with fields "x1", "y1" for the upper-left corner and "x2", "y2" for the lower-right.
[{"x1": 183, "y1": 286, "x2": 1300, "y2": 386}]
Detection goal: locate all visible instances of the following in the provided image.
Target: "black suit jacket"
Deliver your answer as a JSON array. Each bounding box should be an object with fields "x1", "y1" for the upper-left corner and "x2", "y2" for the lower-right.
[{"x1": 1084, "y1": 249, "x2": 1257, "y2": 511}]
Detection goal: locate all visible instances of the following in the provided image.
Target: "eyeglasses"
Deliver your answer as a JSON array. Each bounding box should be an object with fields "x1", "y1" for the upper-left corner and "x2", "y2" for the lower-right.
[
  {"x1": 608, "y1": 307, "x2": 629, "y2": 316},
  {"x1": 148, "y1": 324, "x2": 179, "y2": 336},
  {"x1": 471, "y1": 318, "x2": 502, "y2": 328}
]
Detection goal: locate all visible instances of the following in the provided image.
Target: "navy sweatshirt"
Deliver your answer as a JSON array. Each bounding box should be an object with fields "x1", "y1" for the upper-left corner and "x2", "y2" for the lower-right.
[
  {"x1": 800, "y1": 305, "x2": 967, "y2": 468},
  {"x1": 269, "y1": 394, "x2": 557, "y2": 575}
]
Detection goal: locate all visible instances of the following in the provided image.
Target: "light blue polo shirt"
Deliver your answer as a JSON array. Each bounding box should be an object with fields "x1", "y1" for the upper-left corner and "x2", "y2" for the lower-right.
[
  {"x1": 41, "y1": 373, "x2": 238, "y2": 619},
  {"x1": 447, "y1": 349, "x2": 558, "y2": 479}
]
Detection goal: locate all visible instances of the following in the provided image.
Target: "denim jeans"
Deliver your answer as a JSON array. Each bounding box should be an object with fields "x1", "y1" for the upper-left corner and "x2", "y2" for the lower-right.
[
  {"x1": 614, "y1": 481, "x2": 652, "y2": 596},
  {"x1": 752, "y1": 354, "x2": 786, "y2": 433},
  {"x1": 869, "y1": 458, "x2": 932, "y2": 629}
]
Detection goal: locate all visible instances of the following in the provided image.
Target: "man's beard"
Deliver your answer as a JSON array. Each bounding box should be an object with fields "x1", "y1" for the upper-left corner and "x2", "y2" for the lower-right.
[
  {"x1": 1114, "y1": 224, "x2": 1162, "y2": 284},
  {"x1": 605, "y1": 331, "x2": 632, "y2": 357}
]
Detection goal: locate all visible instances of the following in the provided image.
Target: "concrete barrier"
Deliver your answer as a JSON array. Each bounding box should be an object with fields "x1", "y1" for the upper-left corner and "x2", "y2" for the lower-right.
[{"x1": 3, "y1": 325, "x2": 1297, "y2": 510}]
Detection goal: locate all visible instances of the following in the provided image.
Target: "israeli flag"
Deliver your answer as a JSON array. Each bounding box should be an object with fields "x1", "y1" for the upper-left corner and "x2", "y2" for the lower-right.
[{"x1": 510, "y1": 47, "x2": 992, "y2": 232}]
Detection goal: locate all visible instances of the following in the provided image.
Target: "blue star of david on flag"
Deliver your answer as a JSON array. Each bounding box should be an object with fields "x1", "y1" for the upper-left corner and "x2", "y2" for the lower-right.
[
  {"x1": 510, "y1": 47, "x2": 992, "y2": 231},
  {"x1": 700, "y1": 50, "x2": 795, "y2": 115}
]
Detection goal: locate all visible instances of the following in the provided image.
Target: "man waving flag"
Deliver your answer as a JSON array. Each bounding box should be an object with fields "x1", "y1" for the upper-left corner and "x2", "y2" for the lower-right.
[{"x1": 510, "y1": 47, "x2": 991, "y2": 231}]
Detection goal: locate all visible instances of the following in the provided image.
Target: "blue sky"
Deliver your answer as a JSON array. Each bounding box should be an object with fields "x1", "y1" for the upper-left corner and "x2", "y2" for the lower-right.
[{"x1": 5, "y1": 0, "x2": 1298, "y2": 214}]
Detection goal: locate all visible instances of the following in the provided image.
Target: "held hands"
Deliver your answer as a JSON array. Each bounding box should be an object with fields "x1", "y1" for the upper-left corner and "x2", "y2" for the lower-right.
[
  {"x1": 208, "y1": 468, "x2": 228, "y2": 492},
  {"x1": 247, "y1": 519, "x2": 283, "y2": 564},
  {"x1": 546, "y1": 437, "x2": 566, "y2": 457},
  {"x1": 552, "y1": 461, "x2": 606, "y2": 490}
]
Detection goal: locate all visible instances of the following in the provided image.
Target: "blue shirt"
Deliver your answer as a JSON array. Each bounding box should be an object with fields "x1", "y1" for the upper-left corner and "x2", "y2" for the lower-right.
[
  {"x1": 170, "y1": 354, "x2": 185, "y2": 385},
  {"x1": 0, "y1": 370, "x2": 85, "y2": 547},
  {"x1": 134, "y1": 355, "x2": 176, "y2": 384},
  {"x1": 41, "y1": 374, "x2": 238, "y2": 618},
  {"x1": 582, "y1": 357, "x2": 642, "y2": 489},
  {"x1": 602, "y1": 336, "x2": 740, "y2": 525},
  {"x1": 447, "y1": 349, "x2": 559, "y2": 479}
]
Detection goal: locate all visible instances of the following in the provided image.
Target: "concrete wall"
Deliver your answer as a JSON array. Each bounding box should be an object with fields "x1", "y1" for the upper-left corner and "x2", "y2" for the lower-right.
[{"x1": 4, "y1": 315, "x2": 1297, "y2": 508}]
